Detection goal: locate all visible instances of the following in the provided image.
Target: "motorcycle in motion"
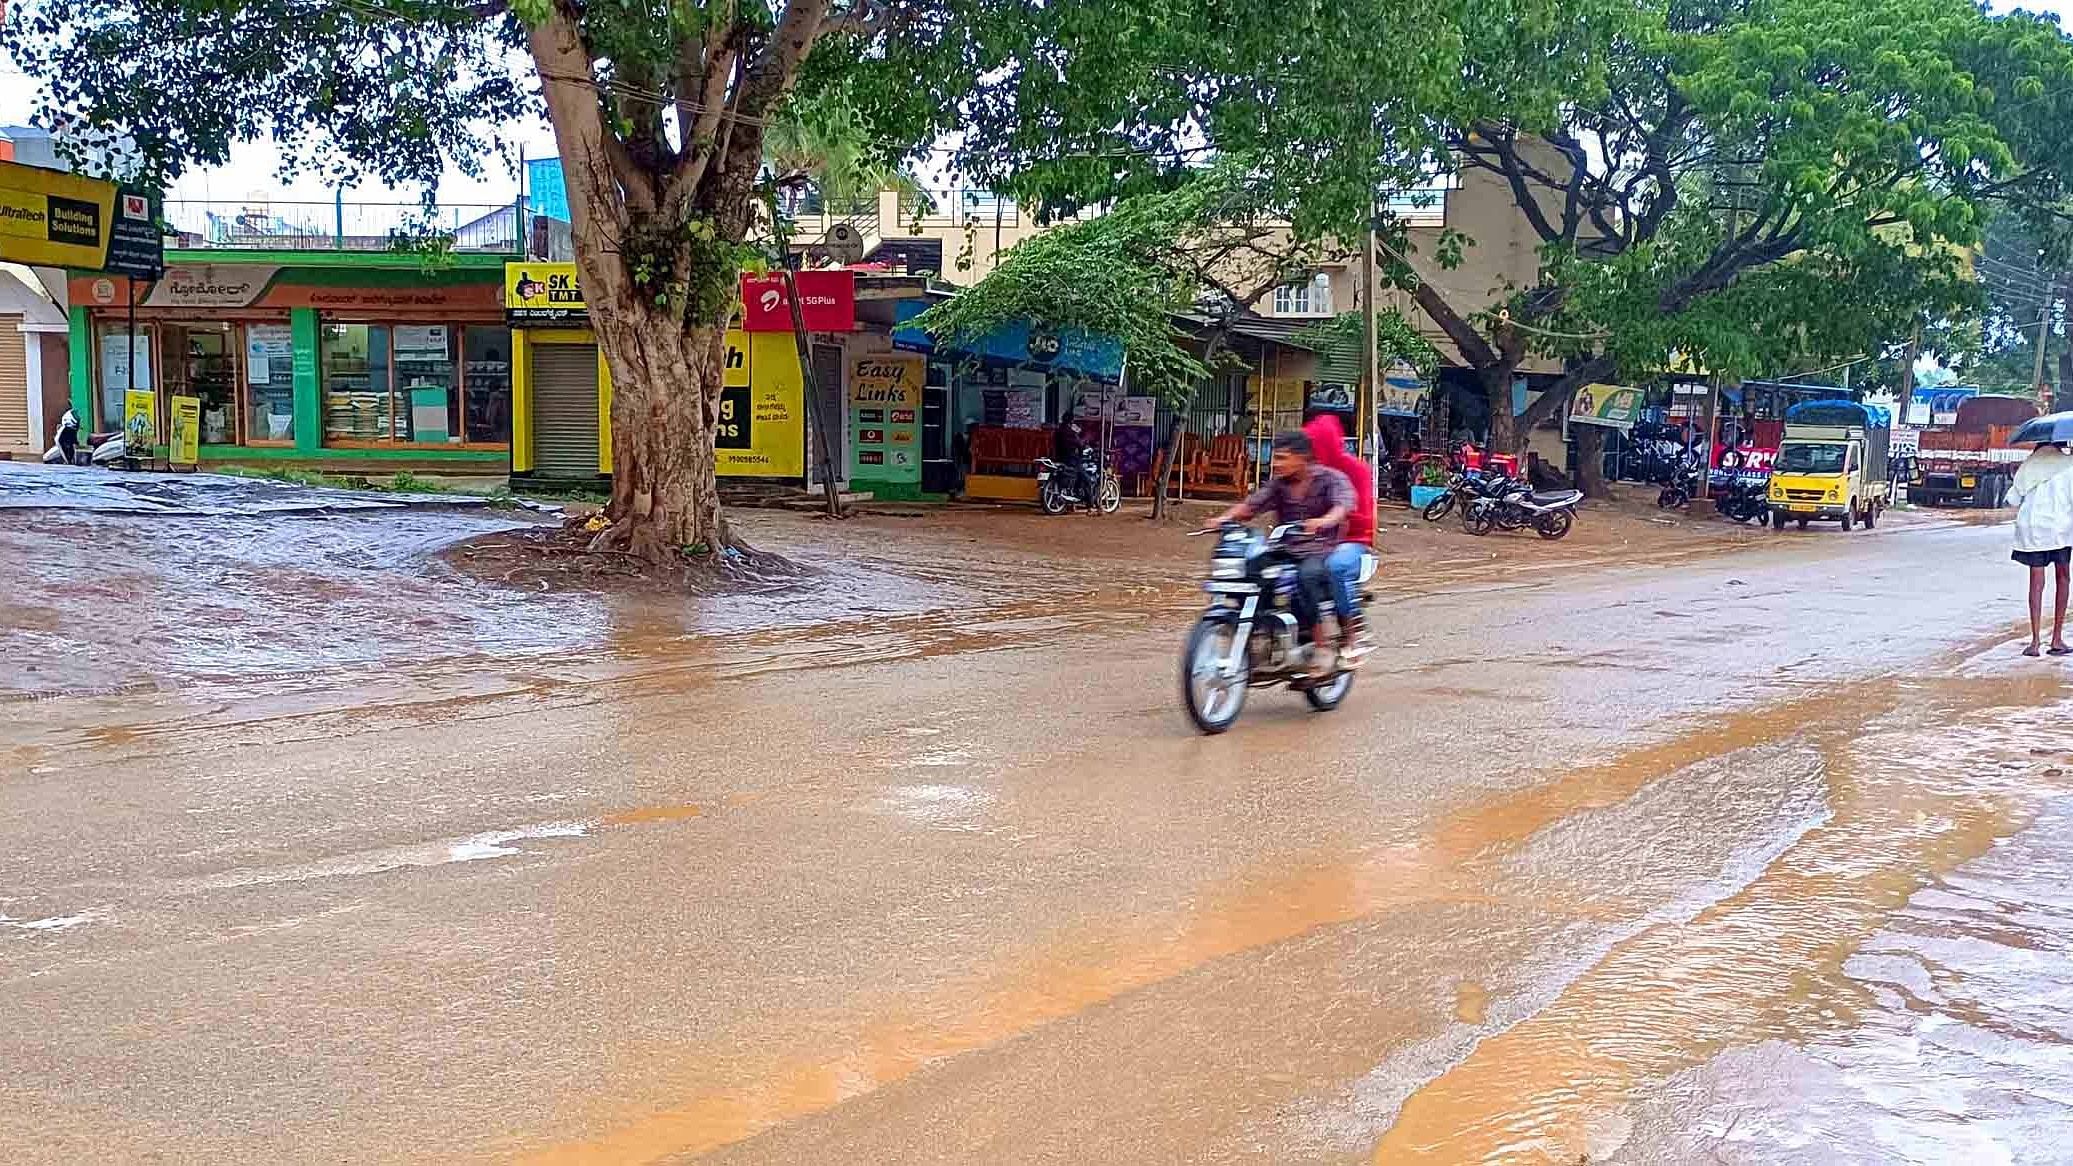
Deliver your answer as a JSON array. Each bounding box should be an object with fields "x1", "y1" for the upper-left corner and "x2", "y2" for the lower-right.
[
  {"x1": 1181, "y1": 521, "x2": 1376, "y2": 734},
  {"x1": 41, "y1": 409, "x2": 134, "y2": 469},
  {"x1": 1035, "y1": 447, "x2": 1122, "y2": 515}
]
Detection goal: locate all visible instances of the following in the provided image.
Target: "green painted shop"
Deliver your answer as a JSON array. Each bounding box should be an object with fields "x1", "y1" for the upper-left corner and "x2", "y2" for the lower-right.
[{"x1": 67, "y1": 249, "x2": 516, "y2": 471}]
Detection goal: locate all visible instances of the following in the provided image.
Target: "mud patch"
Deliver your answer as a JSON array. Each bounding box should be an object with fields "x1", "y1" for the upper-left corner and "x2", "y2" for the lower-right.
[{"x1": 444, "y1": 519, "x2": 808, "y2": 596}]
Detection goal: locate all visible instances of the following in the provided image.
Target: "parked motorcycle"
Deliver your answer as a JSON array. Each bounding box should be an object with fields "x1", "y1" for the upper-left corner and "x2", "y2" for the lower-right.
[
  {"x1": 41, "y1": 410, "x2": 134, "y2": 469},
  {"x1": 1463, "y1": 484, "x2": 1582, "y2": 539},
  {"x1": 1421, "y1": 468, "x2": 1511, "y2": 521},
  {"x1": 1181, "y1": 522, "x2": 1376, "y2": 734},
  {"x1": 1714, "y1": 470, "x2": 1771, "y2": 523},
  {"x1": 1656, "y1": 458, "x2": 1704, "y2": 509},
  {"x1": 1035, "y1": 448, "x2": 1122, "y2": 515}
]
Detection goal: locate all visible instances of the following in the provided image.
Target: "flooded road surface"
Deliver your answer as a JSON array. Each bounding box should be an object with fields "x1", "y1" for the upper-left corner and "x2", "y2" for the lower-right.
[{"x1": 1, "y1": 497, "x2": 2064, "y2": 1164}]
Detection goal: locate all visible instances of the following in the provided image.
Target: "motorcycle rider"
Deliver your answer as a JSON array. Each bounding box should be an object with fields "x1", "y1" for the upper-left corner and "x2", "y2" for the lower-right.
[
  {"x1": 1301, "y1": 413, "x2": 1374, "y2": 658},
  {"x1": 1205, "y1": 430, "x2": 1355, "y2": 676},
  {"x1": 1052, "y1": 414, "x2": 1094, "y2": 508}
]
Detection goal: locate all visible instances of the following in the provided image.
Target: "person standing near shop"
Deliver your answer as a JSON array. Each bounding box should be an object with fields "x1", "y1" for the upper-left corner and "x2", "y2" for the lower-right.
[{"x1": 2006, "y1": 440, "x2": 2073, "y2": 657}]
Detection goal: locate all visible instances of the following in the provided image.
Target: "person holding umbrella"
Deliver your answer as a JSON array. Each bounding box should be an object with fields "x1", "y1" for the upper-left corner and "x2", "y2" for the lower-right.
[{"x1": 2004, "y1": 412, "x2": 2073, "y2": 656}]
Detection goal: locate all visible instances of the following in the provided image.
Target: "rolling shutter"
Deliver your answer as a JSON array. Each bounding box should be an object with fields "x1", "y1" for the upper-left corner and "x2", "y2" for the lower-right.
[
  {"x1": 531, "y1": 344, "x2": 600, "y2": 478},
  {"x1": 0, "y1": 318, "x2": 28, "y2": 454}
]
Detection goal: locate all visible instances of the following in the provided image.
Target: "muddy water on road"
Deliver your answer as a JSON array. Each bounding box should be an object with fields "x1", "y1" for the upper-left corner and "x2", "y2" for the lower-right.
[{"x1": 1365, "y1": 657, "x2": 2073, "y2": 1164}]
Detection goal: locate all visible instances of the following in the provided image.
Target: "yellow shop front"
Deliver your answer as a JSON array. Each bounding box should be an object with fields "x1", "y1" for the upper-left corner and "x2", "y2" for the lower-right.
[{"x1": 505, "y1": 262, "x2": 808, "y2": 482}]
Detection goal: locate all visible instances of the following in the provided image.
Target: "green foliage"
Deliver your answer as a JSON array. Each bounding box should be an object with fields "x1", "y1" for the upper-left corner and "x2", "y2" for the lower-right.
[
  {"x1": 910, "y1": 162, "x2": 1334, "y2": 407},
  {"x1": 1288, "y1": 311, "x2": 1443, "y2": 382}
]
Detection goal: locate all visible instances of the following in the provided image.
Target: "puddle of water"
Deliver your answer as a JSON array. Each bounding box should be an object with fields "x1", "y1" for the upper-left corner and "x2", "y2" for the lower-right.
[
  {"x1": 1, "y1": 910, "x2": 101, "y2": 933},
  {"x1": 1454, "y1": 982, "x2": 1489, "y2": 1025},
  {"x1": 1369, "y1": 692, "x2": 2073, "y2": 1163},
  {"x1": 187, "y1": 821, "x2": 591, "y2": 892}
]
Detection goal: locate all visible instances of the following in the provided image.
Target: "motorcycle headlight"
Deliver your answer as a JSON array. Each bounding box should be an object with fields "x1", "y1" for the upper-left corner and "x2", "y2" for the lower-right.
[{"x1": 1210, "y1": 559, "x2": 1246, "y2": 580}]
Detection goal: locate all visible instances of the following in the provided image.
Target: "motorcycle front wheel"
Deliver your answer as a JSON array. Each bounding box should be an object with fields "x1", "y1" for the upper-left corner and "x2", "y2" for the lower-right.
[
  {"x1": 1039, "y1": 482, "x2": 1069, "y2": 515},
  {"x1": 1657, "y1": 486, "x2": 1688, "y2": 509},
  {"x1": 1535, "y1": 509, "x2": 1574, "y2": 540},
  {"x1": 1097, "y1": 473, "x2": 1122, "y2": 514},
  {"x1": 1422, "y1": 493, "x2": 1456, "y2": 521},
  {"x1": 1182, "y1": 620, "x2": 1250, "y2": 734}
]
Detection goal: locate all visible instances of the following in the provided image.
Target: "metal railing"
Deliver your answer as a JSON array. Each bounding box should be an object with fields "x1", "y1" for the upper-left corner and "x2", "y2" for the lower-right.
[
  {"x1": 897, "y1": 189, "x2": 1021, "y2": 228},
  {"x1": 163, "y1": 200, "x2": 524, "y2": 253}
]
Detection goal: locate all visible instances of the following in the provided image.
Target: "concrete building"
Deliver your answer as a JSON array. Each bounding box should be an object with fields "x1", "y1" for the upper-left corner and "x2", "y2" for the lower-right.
[{"x1": 0, "y1": 265, "x2": 71, "y2": 460}]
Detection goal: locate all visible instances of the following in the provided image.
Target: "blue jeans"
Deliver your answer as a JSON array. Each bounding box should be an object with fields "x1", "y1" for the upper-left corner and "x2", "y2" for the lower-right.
[{"x1": 1325, "y1": 542, "x2": 1365, "y2": 622}]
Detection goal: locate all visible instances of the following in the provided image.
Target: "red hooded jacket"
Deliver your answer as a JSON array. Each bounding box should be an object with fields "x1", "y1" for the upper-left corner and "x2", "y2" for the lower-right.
[{"x1": 1303, "y1": 414, "x2": 1375, "y2": 544}]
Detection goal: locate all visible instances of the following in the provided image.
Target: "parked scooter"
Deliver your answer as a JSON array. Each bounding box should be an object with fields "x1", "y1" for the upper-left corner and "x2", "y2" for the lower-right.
[{"x1": 41, "y1": 410, "x2": 134, "y2": 469}]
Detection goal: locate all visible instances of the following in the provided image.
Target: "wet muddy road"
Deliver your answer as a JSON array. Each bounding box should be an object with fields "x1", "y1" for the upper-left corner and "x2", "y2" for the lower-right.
[{"x1": 2, "y1": 502, "x2": 2068, "y2": 1164}]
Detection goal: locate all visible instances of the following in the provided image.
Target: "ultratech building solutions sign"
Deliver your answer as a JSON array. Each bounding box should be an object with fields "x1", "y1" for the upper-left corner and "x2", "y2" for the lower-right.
[{"x1": 0, "y1": 159, "x2": 162, "y2": 278}]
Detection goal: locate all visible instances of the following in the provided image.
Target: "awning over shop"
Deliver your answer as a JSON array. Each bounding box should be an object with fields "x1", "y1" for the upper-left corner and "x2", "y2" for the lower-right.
[{"x1": 891, "y1": 298, "x2": 1124, "y2": 380}]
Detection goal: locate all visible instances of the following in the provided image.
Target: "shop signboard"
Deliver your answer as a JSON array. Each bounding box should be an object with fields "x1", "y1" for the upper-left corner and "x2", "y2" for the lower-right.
[
  {"x1": 168, "y1": 396, "x2": 201, "y2": 463},
  {"x1": 142, "y1": 264, "x2": 277, "y2": 309},
  {"x1": 506, "y1": 261, "x2": 587, "y2": 324},
  {"x1": 848, "y1": 352, "x2": 923, "y2": 484},
  {"x1": 1379, "y1": 361, "x2": 1427, "y2": 417},
  {"x1": 719, "y1": 333, "x2": 805, "y2": 477},
  {"x1": 1568, "y1": 383, "x2": 1644, "y2": 431},
  {"x1": 124, "y1": 389, "x2": 155, "y2": 450},
  {"x1": 739, "y1": 270, "x2": 856, "y2": 332},
  {"x1": 0, "y1": 159, "x2": 162, "y2": 277}
]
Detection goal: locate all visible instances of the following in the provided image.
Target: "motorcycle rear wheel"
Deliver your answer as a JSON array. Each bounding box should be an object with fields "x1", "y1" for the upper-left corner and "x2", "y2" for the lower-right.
[
  {"x1": 1657, "y1": 486, "x2": 1688, "y2": 509},
  {"x1": 1039, "y1": 483, "x2": 1069, "y2": 515},
  {"x1": 1464, "y1": 504, "x2": 1496, "y2": 536},
  {"x1": 1535, "y1": 509, "x2": 1574, "y2": 540},
  {"x1": 1422, "y1": 493, "x2": 1456, "y2": 521},
  {"x1": 1182, "y1": 620, "x2": 1250, "y2": 734}
]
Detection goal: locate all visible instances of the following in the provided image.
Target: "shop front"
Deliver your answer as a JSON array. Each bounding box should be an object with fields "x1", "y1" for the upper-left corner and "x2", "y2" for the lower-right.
[
  {"x1": 889, "y1": 299, "x2": 1129, "y2": 502},
  {"x1": 504, "y1": 262, "x2": 855, "y2": 482},
  {"x1": 67, "y1": 252, "x2": 513, "y2": 470}
]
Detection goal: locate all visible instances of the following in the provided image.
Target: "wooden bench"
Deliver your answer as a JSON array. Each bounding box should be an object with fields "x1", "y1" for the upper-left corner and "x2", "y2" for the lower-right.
[{"x1": 968, "y1": 425, "x2": 1054, "y2": 478}]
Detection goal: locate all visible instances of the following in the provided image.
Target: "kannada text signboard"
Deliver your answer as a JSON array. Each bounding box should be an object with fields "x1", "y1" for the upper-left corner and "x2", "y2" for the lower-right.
[
  {"x1": 848, "y1": 352, "x2": 924, "y2": 484},
  {"x1": 506, "y1": 262, "x2": 587, "y2": 324},
  {"x1": 0, "y1": 159, "x2": 162, "y2": 278}
]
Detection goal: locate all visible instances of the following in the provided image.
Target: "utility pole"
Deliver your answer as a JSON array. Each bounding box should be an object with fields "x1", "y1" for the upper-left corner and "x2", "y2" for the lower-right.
[
  {"x1": 2033, "y1": 304, "x2": 2052, "y2": 400},
  {"x1": 1362, "y1": 200, "x2": 1380, "y2": 520}
]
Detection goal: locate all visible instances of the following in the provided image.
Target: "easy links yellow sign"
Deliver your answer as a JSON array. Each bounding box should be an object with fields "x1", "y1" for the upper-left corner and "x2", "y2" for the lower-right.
[{"x1": 0, "y1": 158, "x2": 162, "y2": 277}]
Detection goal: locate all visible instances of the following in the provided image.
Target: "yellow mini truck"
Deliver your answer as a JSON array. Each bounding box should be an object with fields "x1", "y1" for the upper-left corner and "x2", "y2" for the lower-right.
[{"x1": 1767, "y1": 400, "x2": 1892, "y2": 532}]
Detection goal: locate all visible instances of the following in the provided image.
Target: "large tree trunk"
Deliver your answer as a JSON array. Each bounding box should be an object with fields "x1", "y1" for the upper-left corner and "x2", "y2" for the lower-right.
[
  {"x1": 1573, "y1": 424, "x2": 1613, "y2": 499},
  {"x1": 589, "y1": 303, "x2": 732, "y2": 560}
]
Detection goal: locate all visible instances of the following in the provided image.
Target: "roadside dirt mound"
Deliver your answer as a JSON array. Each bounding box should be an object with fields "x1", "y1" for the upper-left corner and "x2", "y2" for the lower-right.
[{"x1": 445, "y1": 517, "x2": 806, "y2": 596}]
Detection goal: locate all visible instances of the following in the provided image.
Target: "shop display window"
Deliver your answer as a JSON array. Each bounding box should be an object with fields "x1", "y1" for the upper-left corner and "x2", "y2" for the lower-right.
[
  {"x1": 462, "y1": 327, "x2": 513, "y2": 444},
  {"x1": 162, "y1": 324, "x2": 239, "y2": 444},
  {"x1": 244, "y1": 323, "x2": 296, "y2": 444},
  {"x1": 322, "y1": 324, "x2": 395, "y2": 444}
]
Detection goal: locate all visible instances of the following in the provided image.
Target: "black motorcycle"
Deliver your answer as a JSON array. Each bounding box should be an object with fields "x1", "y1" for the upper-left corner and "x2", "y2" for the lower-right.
[
  {"x1": 1181, "y1": 522, "x2": 1375, "y2": 734},
  {"x1": 1036, "y1": 447, "x2": 1122, "y2": 515},
  {"x1": 1713, "y1": 469, "x2": 1771, "y2": 523},
  {"x1": 1421, "y1": 468, "x2": 1507, "y2": 521},
  {"x1": 1463, "y1": 482, "x2": 1582, "y2": 539}
]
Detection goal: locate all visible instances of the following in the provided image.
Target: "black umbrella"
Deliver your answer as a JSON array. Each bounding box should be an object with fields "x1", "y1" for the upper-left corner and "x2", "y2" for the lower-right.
[{"x1": 2010, "y1": 412, "x2": 2073, "y2": 445}]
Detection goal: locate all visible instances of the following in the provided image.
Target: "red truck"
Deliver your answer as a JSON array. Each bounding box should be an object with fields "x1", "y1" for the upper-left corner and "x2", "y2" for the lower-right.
[{"x1": 1911, "y1": 394, "x2": 2042, "y2": 507}]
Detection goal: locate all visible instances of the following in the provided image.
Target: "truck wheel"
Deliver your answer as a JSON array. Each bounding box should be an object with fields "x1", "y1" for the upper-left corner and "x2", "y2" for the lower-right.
[
  {"x1": 1797, "y1": 517, "x2": 1809, "y2": 530},
  {"x1": 1974, "y1": 478, "x2": 1995, "y2": 508},
  {"x1": 1841, "y1": 506, "x2": 1855, "y2": 532},
  {"x1": 1865, "y1": 500, "x2": 1879, "y2": 529}
]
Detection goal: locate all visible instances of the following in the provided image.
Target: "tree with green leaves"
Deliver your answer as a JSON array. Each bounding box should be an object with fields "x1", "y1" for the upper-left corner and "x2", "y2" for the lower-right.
[
  {"x1": 958, "y1": 0, "x2": 2073, "y2": 482},
  {"x1": 911, "y1": 161, "x2": 1432, "y2": 515},
  {"x1": 3, "y1": 0, "x2": 1246, "y2": 560}
]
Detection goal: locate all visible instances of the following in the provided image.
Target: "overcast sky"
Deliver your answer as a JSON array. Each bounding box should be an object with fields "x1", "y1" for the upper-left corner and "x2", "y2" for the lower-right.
[{"x1": 2, "y1": 0, "x2": 2068, "y2": 210}]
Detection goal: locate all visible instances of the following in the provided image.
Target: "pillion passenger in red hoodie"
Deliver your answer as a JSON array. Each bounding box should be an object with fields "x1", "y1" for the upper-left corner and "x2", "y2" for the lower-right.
[{"x1": 1301, "y1": 414, "x2": 1375, "y2": 654}]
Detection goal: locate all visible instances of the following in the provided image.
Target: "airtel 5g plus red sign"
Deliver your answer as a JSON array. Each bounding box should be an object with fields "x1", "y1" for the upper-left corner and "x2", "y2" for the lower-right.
[{"x1": 739, "y1": 270, "x2": 856, "y2": 332}]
